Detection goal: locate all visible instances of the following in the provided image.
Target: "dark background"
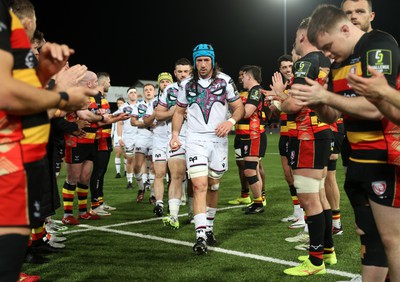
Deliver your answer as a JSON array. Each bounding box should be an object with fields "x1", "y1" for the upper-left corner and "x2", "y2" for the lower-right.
[{"x1": 31, "y1": 0, "x2": 399, "y2": 87}]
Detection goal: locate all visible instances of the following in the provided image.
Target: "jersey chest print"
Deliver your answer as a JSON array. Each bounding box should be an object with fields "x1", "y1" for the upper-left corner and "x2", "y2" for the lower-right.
[
  {"x1": 137, "y1": 103, "x2": 148, "y2": 118},
  {"x1": 185, "y1": 78, "x2": 227, "y2": 124},
  {"x1": 166, "y1": 87, "x2": 179, "y2": 109}
]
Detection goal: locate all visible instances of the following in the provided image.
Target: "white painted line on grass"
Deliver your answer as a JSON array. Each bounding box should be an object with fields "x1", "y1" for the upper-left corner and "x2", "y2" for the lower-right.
[
  {"x1": 59, "y1": 205, "x2": 244, "y2": 232},
  {"x1": 57, "y1": 204, "x2": 358, "y2": 279}
]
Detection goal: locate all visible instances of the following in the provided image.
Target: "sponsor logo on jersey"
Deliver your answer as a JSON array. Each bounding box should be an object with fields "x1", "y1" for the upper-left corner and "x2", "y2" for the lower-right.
[
  {"x1": 367, "y1": 49, "x2": 392, "y2": 75},
  {"x1": 294, "y1": 61, "x2": 311, "y2": 78}
]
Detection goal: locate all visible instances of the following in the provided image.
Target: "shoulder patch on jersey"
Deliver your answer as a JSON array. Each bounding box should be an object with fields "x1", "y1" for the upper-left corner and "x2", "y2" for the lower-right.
[
  {"x1": 367, "y1": 49, "x2": 392, "y2": 75},
  {"x1": 294, "y1": 61, "x2": 311, "y2": 78},
  {"x1": 249, "y1": 89, "x2": 260, "y2": 100}
]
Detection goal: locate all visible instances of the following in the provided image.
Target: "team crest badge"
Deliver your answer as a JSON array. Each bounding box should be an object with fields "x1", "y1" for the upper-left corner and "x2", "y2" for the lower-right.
[{"x1": 371, "y1": 181, "x2": 386, "y2": 196}]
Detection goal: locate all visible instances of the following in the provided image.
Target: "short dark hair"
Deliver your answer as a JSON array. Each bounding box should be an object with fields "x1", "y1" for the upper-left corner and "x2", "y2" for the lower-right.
[
  {"x1": 143, "y1": 83, "x2": 155, "y2": 89},
  {"x1": 241, "y1": 65, "x2": 262, "y2": 84},
  {"x1": 175, "y1": 57, "x2": 191, "y2": 67},
  {"x1": 277, "y1": 55, "x2": 293, "y2": 68},
  {"x1": 117, "y1": 97, "x2": 125, "y2": 103},
  {"x1": 341, "y1": 0, "x2": 372, "y2": 12},
  {"x1": 32, "y1": 29, "x2": 44, "y2": 42},
  {"x1": 97, "y1": 72, "x2": 110, "y2": 79},
  {"x1": 11, "y1": 0, "x2": 35, "y2": 20},
  {"x1": 239, "y1": 65, "x2": 252, "y2": 72},
  {"x1": 308, "y1": 4, "x2": 348, "y2": 46},
  {"x1": 298, "y1": 17, "x2": 310, "y2": 30},
  {"x1": 127, "y1": 86, "x2": 136, "y2": 93}
]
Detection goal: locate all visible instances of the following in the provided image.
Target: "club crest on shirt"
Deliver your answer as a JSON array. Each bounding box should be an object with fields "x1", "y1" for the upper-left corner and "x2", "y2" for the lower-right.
[{"x1": 371, "y1": 181, "x2": 386, "y2": 196}]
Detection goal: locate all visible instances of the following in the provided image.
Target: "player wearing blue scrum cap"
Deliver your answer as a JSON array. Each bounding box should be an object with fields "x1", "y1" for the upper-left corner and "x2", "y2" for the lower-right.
[
  {"x1": 192, "y1": 44, "x2": 215, "y2": 68},
  {"x1": 169, "y1": 44, "x2": 245, "y2": 254}
]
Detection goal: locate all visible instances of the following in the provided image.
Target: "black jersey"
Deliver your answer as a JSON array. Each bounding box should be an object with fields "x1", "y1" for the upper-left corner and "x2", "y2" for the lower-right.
[
  {"x1": 329, "y1": 29, "x2": 400, "y2": 164},
  {"x1": 236, "y1": 85, "x2": 267, "y2": 138},
  {"x1": 288, "y1": 51, "x2": 332, "y2": 140}
]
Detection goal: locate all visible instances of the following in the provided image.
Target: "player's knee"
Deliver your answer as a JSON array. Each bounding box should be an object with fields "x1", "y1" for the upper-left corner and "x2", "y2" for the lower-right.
[
  {"x1": 355, "y1": 225, "x2": 365, "y2": 236},
  {"x1": 354, "y1": 206, "x2": 379, "y2": 236},
  {"x1": 244, "y1": 161, "x2": 258, "y2": 171},
  {"x1": 244, "y1": 160, "x2": 258, "y2": 177},
  {"x1": 235, "y1": 148, "x2": 243, "y2": 161},
  {"x1": 208, "y1": 169, "x2": 224, "y2": 180},
  {"x1": 134, "y1": 173, "x2": 142, "y2": 180},
  {"x1": 209, "y1": 183, "x2": 220, "y2": 191},
  {"x1": 246, "y1": 175, "x2": 259, "y2": 185},
  {"x1": 319, "y1": 177, "x2": 326, "y2": 190},
  {"x1": 125, "y1": 150, "x2": 134, "y2": 157},
  {"x1": 354, "y1": 205, "x2": 388, "y2": 267},
  {"x1": 189, "y1": 165, "x2": 208, "y2": 179},
  {"x1": 293, "y1": 175, "x2": 320, "y2": 193}
]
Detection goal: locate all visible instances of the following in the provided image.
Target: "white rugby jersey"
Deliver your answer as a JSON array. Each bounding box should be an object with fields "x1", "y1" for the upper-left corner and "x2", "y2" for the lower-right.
[
  {"x1": 113, "y1": 102, "x2": 138, "y2": 138},
  {"x1": 176, "y1": 72, "x2": 240, "y2": 135},
  {"x1": 144, "y1": 97, "x2": 167, "y2": 138},
  {"x1": 158, "y1": 82, "x2": 187, "y2": 138},
  {"x1": 132, "y1": 100, "x2": 153, "y2": 138}
]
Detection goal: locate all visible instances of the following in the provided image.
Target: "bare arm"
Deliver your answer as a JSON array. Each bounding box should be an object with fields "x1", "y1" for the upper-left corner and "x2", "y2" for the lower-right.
[
  {"x1": 143, "y1": 113, "x2": 155, "y2": 127},
  {"x1": 244, "y1": 104, "x2": 257, "y2": 119},
  {"x1": 154, "y1": 104, "x2": 174, "y2": 122},
  {"x1": 99, "y1": 113, "x2": 129, "y2": 126},
  {"x1": 116, "y1": 120, "x2": 125, "y2": 147},
  {"x1": 131, "y1": 116, "x2": 148, "y2": 128},
  {"x1": 347, "y1": 66, "x2": 400, "y2": 125},
  {"x1": 280, "y1": 95, "x2": 303, "y2": 115},
  {"x1": 290, "y1": 77, "x2": 383, "y2": 122},
  {"x1": 170, "y1": 105, "x2": 186, "y2": 150},
  {"x1": 215, "y1": 98, "x2": 245, "y2": 138},
  {"x1": 76, "y1": 109, "x2": 103, "y2": 123},
  {"x1": 116, "y1": 120, "x2": 123, "y2": 138},
  {"x1": 229, "y1": 98, "x2": 245, "y2": 125},
  {"x1": 0, "y1": 49, "x2": 95, "y2": 115}
]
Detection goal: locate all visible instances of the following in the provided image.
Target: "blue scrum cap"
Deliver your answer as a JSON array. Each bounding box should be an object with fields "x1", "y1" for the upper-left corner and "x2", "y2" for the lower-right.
[{"x1": 193, "y1": 44, "x2": 215, "y2": 68}]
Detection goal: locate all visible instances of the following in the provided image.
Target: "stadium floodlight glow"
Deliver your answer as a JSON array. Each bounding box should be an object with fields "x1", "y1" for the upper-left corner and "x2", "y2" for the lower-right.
[{"x1": 283, "y1": 0, "x2": 287, "y2": 54}]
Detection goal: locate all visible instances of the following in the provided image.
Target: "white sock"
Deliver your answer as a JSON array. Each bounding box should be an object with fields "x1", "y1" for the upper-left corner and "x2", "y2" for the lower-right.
[
  {"x1": 127, "y1": 173, "x2": 133, "y2": 183},
  {"x1": 194, "y1": 213, "x2": 207, "y2": 239},
  {"x1": 134, "y1": 173, "x2": 144, "y2": 190},
  {"x1": 206, "y1": 206, "x2": 217, "y2": 231},
  {"x1": 168, "y1": 198, "x2": 181, "y2": 218},
  {"x1": 115, "y1": 157, "x2": 121, "y2": 173}
]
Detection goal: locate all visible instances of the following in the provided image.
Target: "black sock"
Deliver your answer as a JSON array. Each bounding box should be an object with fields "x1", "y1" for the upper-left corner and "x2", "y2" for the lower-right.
[
  {"x1": 306, "y1": 212, "x2": 325, "y2": 266},
  {"x1": 0, "y1": 233, "x2": 29, "y2": 282},
  {"x1": 324, "y1": 209, "x2": 334, "y2": 251}
]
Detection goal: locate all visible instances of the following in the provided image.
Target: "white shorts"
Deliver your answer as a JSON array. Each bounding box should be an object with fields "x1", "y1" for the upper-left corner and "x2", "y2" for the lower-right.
[
  {"x1": 167, "y1": 138, "x2": 186, "y2": 160},
  {"x1": 153, "y1": 147, "x2": 167, "y2": 162},
  {"x1": 123, "y1": 135, "x2": 136, "y2": 153},
  {"x1": 186, "y1": 135, "x2": 228, "y2": 174},
  {"x1": 152, "y1": 133, "x2": 168, "y2": 162},
  {"x1": 135, "y1": 134, "x2": 153, "y2": 156},
  {"x1": 113, "y1": 137, "x2": 120, "y2": 148}
]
